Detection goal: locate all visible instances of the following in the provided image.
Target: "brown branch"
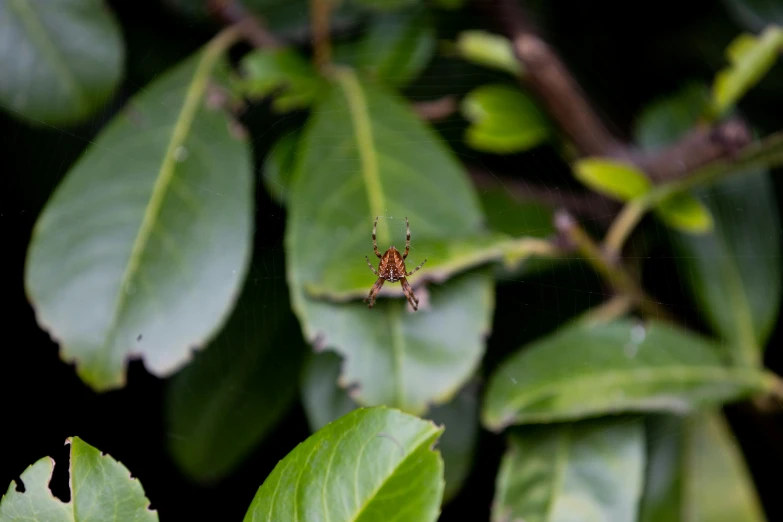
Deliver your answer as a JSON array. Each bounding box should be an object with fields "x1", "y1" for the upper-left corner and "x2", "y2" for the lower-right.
[
  {"x1": 469, "y1": 166, "x2": 620, "y2": 226},
  {"x1": 475, "y1": 0, "x2": 753, "y2": 186},
  {"x1": 412, "y1": 96, "x2": 459, "y2": 122},
  {"x1": 208, "y1": 0, "x2": 283, "y2": 48},
  {"x1": 310, "y1": 0, "x2": 333, "y2": 70}
]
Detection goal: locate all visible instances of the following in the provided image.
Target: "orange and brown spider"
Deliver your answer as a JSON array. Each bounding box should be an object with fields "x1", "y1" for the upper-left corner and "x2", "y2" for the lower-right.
[{"x1": 364, "y1": 216, "x2": 427, "y2": 311}]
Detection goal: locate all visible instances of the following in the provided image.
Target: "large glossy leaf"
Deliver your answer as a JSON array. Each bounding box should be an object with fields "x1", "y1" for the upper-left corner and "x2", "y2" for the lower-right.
[
  {"x1": 24, "y1": 40, "x2": 253, "y2": 391},
  {"x1": 300, "y1": 351, "x2": 479, "y2": 503},
  {"x1": 243, "y1": 407, "x2": 444, "y2": 522},
  {"x1": 1, "y1": 437, "x2": 157, "y2": 521},
  {"x1": 354, "y1": 9, "x2": 436, "y2": 87},
  {"x1": 164, "y1": 258, "x2": 306, "y2": 484},
  {"x1": 285, "y1": 67, "x2": 494, "y2": 414},
  {"x1": 635, "y1": 84, "x2": 782, "y2": 365},
  {"x1": 0, "y1": 0, "x2": 124, "y2": 126},
  {"x1": 639, "y1": 412, "x2": 766, "y2": 522},
  {"x1": 492, "y1": 418, "x2": 645, "y2": 522},
  {"x1": 461, "y1": 84, "x2": 550, "y2": 154},
  {"x1": 482, "y1": 318, "x2": 775, "y2": 431}
]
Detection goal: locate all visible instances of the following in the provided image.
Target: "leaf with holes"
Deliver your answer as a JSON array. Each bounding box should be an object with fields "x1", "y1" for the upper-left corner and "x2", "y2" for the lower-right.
[
  {"x1": 0, "y1": 0, "x2": 124, "y2": 126},
  {"x1": 243, "y1": 407, "x2": 444, "y2": 521},
  {"x1": 24, "y1": 37, "x2": 253, "y2": 391},
  {"x1": 711, "y1": 26, "x2": 783, "y2": 116},
  {"x1": 482, "y1": 319, "x2": 775, "y2": 431},
  {"x1": 238, "y1": 48, "x2": 327, "y2": 112},
  {"x1": 573, "y1": 158, "x2": 652, "y2": 201},
  {"x1": 635, "y1": 84, "x2": 782, "y2": 365},
  {"x1": 165, "y1": 257, "x2": 306, "y2": 484},
  {"x1": 300, "y1": 351, "x2": 479, "y2": 503},
  {"x1": 639, "y1": 412, "x2": 766, "y2": 522},
  {"x1": 454, "y1": 30, "x2": 522, "y2": 76},
  {"x1": 1, "y1": 436, "x2": 157, "y2": 521},
  {"x1": 462, "y1": 84, "x2": 551, "y2": 154},
  {"x1": 286, "y1": 68, "x2": 495, "y2": 414},
  {"x1": 492, "y1": 417, "x2": 645, "y2": 522}
]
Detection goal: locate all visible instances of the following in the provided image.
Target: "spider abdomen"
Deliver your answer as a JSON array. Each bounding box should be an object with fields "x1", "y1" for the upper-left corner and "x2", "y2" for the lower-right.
[{"x1": 379, "y1": 246, "x2": 406, "y2": 282}]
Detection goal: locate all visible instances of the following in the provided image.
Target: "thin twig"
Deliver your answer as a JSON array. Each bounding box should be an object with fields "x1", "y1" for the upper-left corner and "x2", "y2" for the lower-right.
[
  {"x1": 208, "y1": 0, "x2": 283, "y2": 48},
  {"x1": 555, "y1": 210, "x2": 673, "y2": 322},
  {"x1": 310, "y1": 0, "x2": 333, "y2": 70},
  {"x1": 413, "y1": 96, "x2": 459, "y2": 122}
]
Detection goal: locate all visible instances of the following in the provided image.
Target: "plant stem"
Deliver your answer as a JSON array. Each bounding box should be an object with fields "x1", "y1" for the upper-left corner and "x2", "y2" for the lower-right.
[
  {"x1": 310, "y1": 0, "x2": 332, "y2": 70},
  {"x1": 603, "y1": 129, "x2": 783, "y2": 258},
  {"x1": 555, "y1": 211, "x2": 673, "y2": 322}
]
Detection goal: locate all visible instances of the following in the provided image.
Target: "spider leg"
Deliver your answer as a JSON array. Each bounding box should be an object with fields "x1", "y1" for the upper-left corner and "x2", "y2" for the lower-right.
[
  {"x1": 405, "y1": 257, "x2": 427, "y2": 277},
  {"x1": 403, "y1": 216, "x2": 410, "y2": 259},
  {"x1": 365, "y1": 256, "x2": 379, "y2": 275},
  {"x1": 364, "y1": 277, "x2": 385, "y2": 309},
  {"x1": 400, "y1": 277, "x2": 419, "y2": 311},
  {"x1": 372, "y1": 216, "x2": 381, "y2": 258}
]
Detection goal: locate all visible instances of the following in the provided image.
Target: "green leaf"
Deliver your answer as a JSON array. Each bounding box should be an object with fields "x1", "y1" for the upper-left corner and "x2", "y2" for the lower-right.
[
  {"x1": 285, "y1": 67, "x2": 495, "y2": 414},
  {"x1": 461, "y1": 84, "x2": 550, "y2": 154},
  {"x1": 454, "y1": 30, "x2": 522, "y2": 76},
  {"x1": 572, "y1": 158, "x2": 652, "y2": 201},
  {"x1": 634, "y1": 84, "x2": 782, "y2": 364},
  {"x1": 300, "y1": 352, "x2": 479, "y2": 503},
  {"x1": 492, "y1": 418, "x2": 645, "y2": 522},
  {"x1": 1, "y1": 436, "x2": 157, "y2": 521},
  {"x1": 0, "y1": 0, "x2": 124, "y2": 126},
  {"x1": 237, "y1": 48, "x2": 326, "y2": 112},
  {"x1": 243, "y1": 407, "x2": 445, "y2": 522},
  {"x1": 164, "y1": 258, "x2": 306, "y2": 484},
  {"x1": 671, "y1": 172, "x2": 781, "y2": 364},
  {"x1": 305, "y1": 232, "x2": 558, "y2": 301},
  {"x1": 24, "y1": 39, "x2": 254, "y2": 391},
  {"x1": 711, "y1": 25, "x2": 783, "y2": 116},
  {"x1": 653, "y1": 191, "x2": 714, "y2": 234},
  {"x1": 639, "y1": 412, "x2": 766, "y2": 522},
  {"x1": 482, "y1": 318, "x2": 775, "y2": 431},
  {"x1": 354, "y1": 9, "x2": 436, "y2": 87},
  {"x1": 262, "y1": 130, "x2": 300, "y2": 205}
]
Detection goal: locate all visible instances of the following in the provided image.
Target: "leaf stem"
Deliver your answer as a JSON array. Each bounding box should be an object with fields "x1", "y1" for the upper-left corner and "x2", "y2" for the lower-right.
[{"x1": 555, "y1": 211, "x2": 673, "y2": 322}]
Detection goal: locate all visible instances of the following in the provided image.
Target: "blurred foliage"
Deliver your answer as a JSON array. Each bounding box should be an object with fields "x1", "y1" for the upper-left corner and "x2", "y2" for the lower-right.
[{"x1": 3, "y1": 0, "x2": 783, "y2": 520}]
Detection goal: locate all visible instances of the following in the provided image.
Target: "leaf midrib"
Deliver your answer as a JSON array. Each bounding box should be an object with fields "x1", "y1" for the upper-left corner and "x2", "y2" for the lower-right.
[{"x1": 100, "y1": 33, "x2": 236, "y2": 371}]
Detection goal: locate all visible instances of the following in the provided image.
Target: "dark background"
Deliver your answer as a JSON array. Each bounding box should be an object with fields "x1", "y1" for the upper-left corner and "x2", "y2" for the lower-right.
[{"x1": 2, "y1": 0, "x2": 782, "y2": 520}]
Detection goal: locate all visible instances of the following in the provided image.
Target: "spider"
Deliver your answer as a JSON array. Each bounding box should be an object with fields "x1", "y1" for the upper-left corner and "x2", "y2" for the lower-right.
[{"x1": 364, "y1": 216, "x2": 427, "y2": 311}]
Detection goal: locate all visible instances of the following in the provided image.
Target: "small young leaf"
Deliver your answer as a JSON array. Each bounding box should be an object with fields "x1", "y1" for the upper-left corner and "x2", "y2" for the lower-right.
[
  {"x1": 653, "y1": 191, "x2": 714, "y2": 234},
  {"x1": 0, "y1": 0, "x2": 124, "y2": 126},
  {"x1": 454, "y1": 30, "x2": 522, "y2": 76},
  {"x1": 639, "y1": 413, "x2": 766, "y2": 522},
  {"x1": 24, "y1": 43, "x2": 253, "y2": 391},
  {"x1": 165, "y1": 259, "x2": 306, "y2": 484},
  {"x1": 482, "y1": 318, "x2": 775, "y2": 431},
  {"x1": 262, "y1": 130, "x2": 300, "y2": 205},
  {"x1": 300, "y1": 352, "x2": 479, "y2": 503},
  {"x1": 492, "y1": 418, "x2": 645, "y2": 522},
  {"x1": 238, "y1": 48, "x2": 326, "y2": 112},
  {"x1": 573, "y1": 158, "x2": 652, "y2": 201},
  {"x1": 461, "y1": 84, "x2": 550, "y2": 154},
  {"x1": 354, "y1": 9, "x2": 437, "y2": 87},
  {"x1": 1, "y1": 437, "x2": 157, "y2": 521},
  {"x1": 711, "y1": 25, "x2": 783, "y2": 116},
  {"x1": 243, "y1": 407, "x2": 444, "y2": 522}
]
